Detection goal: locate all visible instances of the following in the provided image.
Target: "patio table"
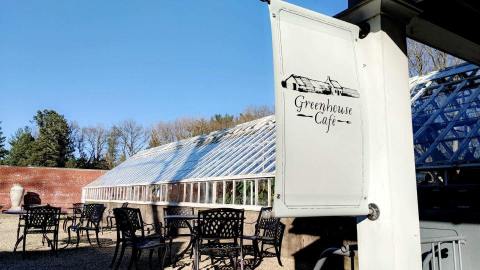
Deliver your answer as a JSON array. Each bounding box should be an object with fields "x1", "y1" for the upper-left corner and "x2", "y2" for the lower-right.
[
  {"x1": 2, "y1": 209, "x2": 67, "y2": 215},
  {"x1": 164, "y1": 214, "x2": 196, "y2": 264},
  {"x1": 3, "y1": 209, "x2": 29, "y2": 239},
  {"x1": 2, "y1": 209, "x2": 28, "y2": 215}
]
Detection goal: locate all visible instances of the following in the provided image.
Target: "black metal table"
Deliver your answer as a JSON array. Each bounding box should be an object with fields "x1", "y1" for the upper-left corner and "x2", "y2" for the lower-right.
[{"x1": 164, "y1": 214, "x2": 196, "y2": 265}]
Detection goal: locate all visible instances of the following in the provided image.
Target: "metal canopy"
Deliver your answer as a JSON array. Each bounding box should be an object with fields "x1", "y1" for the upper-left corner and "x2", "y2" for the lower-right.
[
  {"x1": 338, "y1": 0, "x2": 480, "y2": 65},
  {"x1": 410, "y1": 63, "x2": 480, "y2": 169}
]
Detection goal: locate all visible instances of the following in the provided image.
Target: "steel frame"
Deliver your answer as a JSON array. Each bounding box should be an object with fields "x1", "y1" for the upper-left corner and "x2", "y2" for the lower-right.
[{"x1": 411, "y1": 64, "x2": 480, "y2": 169}]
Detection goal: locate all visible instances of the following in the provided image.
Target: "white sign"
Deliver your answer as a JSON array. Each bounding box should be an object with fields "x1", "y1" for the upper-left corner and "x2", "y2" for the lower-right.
[{"x1": 270, "y1": 0, "x2": 369, "y2": 217}]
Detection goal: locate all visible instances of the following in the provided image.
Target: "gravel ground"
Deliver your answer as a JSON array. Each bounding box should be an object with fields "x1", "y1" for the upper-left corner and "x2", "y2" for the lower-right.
[{"x1": 0, "y1": 214, "x2": 292, "y2": 270}]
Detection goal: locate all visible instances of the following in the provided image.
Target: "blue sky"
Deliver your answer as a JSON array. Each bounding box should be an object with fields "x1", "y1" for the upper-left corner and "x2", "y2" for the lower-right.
[{"x1": 0, "y1": 0, "x2": 347, "y2": 140}]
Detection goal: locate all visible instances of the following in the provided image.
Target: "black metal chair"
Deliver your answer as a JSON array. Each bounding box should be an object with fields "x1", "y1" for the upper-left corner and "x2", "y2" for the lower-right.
[
  {"x1": 112, "y1": 207, "x2": 167, "y2": 270},
  {"x1": 105, "y1": 202, "x2": 129, "y2": 231},
  {"x1": 163, "y1": 206, "x2": 194, "y2": 264},
  {"x1": 242, "y1": 207, "x2": 285, "y2": 268},
  {"x1": 110, "y1": 207, "x2": 163, "y2": 268},
  {"x1": 15, "y1": 204, "x2": 42, "y2": 241},
  {"x1": 62, "y1": 203, "x2": 84, "y2": 232},
  {"x1": 66, "y1": 203, "x2": 106, "y2": 248},
  {"x1": 194, "y1": 208, "x2": 245, "y2": 270},
  {"x1": 13, "y1": 205, "x2": 61, "y2": 258}
]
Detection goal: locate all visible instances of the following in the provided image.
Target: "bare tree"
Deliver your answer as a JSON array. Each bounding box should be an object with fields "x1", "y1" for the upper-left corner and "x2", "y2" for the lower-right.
[
  {"x1": 70, "y1": 121, "x2": 86, "y2": 160},
  {"x1": 148, "y1": 105, "x2": 274, "y2": 148},
  {"x1": 407, "y1": 38, "x2": 464, "y2": 77},
  {"x1": 238, "y1": 105, "x2": 274, "y2": 124},
  {"x1": 118, "y1": 120, "x2": 147, "y2": 157},
  {"x1": 149, "y1": 118, "x2": 198, "y2": 148},
  {"x1": 407, "y1": 39, "x2": 428, "y2": 77},
  {"x1": 149, "y1": 121, "x2": 177, "y2": 148},
  {"x1": 187, "y1": 118, "x2": 210, "y2": 137},
  {"x1": 82, "y1": 125, "x2": 108, "y2": 163},
  {"x1": 173, "y1": 118, "x2": 196, "y2": 140}
]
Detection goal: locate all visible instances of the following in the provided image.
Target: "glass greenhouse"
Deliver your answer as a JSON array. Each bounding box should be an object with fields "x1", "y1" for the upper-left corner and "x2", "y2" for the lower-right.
[
  {"x1": 83, "y1": 116, "x2": 276, "y2": 210},
  {"x1": 83, "y1": 63, "x2": 480, "y2": 209}
]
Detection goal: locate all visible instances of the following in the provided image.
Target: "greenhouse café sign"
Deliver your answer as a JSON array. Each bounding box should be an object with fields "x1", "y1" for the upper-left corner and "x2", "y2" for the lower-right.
[
  {"x1": 286, "y1": 75, "x2": 358, "y2": 134},
  {"x1": 269, "y1": 0, "x2": 370, "y2": 217}
]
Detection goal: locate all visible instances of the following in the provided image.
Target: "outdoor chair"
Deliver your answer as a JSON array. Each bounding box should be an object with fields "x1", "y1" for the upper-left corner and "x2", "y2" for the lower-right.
[
  {"x1": 194, "y1": 208, "x2": 244, "y2": 270},
  {"x1": 13, "y1": 205, "x2": 61, "y2": 258},
  {"x1": 242, "y1": 207, "x2": 285, "y2": 268},
  {"x1": 111, "y1": 207, "x2": 167, "y2": 270},
  {"x1": 105, "y1": 202, "x2": 129, "y2": 231},
  {"x1": 62, "y1": 203, "x2": 84, "y2": 232},
  {"x1": 15, "y1": 204, "x2": 43, "y2": 243},
  {"x1": 66, "y1": 203, "x2": 106, "y2": 248},
  {"x1": 163, "y1": 206, "x2": 195, "y2": 264}
]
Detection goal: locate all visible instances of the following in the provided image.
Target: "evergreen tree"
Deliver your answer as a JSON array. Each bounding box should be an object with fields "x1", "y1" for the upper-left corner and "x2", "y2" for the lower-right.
[
  {"x1": 30, "y1": 110, "x2": 74, "y2": 167},
  {"x1": 0, "y1": 121, "x2": 8, "y2": 162},
  {"x1": 105, "y1": 126, "x2": 121, "y2": 169},
  {"x1": 5, "y1": 127, "x2": 35, "y2": 166}
]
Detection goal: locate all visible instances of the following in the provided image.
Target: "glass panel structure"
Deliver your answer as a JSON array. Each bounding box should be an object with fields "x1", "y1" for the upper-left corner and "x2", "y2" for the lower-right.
[{"x1": 83, "y1": 65, "x2": 480, "y2": 209}]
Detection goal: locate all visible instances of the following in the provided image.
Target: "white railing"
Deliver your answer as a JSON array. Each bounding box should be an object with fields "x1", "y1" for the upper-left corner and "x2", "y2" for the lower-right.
[
  {"x1": 421, "y1": 236, "x2": 466, "y2": 270},
  {"x1": 82, "y1": 177, "x2": 274, "y2": 210},
  {"x1": 312, "y1": 235, "x2": 467, "y2": 270}
]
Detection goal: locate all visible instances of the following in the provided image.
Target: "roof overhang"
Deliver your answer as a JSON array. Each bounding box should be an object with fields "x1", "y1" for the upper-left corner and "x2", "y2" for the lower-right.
[{"x1": 336, "y1": 0, "x2": 480, "y2": 65}]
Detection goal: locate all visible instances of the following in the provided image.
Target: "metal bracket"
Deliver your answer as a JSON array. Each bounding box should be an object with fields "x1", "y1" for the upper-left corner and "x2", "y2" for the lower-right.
[
  {"x1": 367, "y1": 203, "x2": 380, "y2": 220},
  {"x1": 359, "y1": 22, "x2": 370, "y2": 39}
]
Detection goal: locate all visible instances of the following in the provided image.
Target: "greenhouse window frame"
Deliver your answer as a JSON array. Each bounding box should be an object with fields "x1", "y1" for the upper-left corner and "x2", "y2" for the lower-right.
[{"x1": 82, "y1": 177, "x2": 274, "y2": 211}]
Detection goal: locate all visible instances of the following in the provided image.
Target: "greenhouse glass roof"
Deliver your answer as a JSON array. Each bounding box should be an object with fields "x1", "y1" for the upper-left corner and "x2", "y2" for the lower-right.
[
  {"x1": 87, "y1": 116, "x2": 276, "y2": 187},
  {"x1": 87, "y1": 63, "x2": 480, "y2": 188}
]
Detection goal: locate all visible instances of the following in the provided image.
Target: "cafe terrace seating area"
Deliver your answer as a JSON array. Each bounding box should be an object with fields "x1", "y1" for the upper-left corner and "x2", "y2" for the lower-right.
[
  {"x1": 0, "y1": 63, "x2": 479, "y2": 269},
  {"x1": 0, "y1": 116, "x2": 286, "y2": 270},
  {"x1": 0, "y1": 203, "x2": 285, "y2": 270}
]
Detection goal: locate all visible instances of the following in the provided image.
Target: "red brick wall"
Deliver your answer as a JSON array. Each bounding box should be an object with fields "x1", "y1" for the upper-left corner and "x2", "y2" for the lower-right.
[{"x1": 0, "y1": 166, "x2": 106, "y2": 210}]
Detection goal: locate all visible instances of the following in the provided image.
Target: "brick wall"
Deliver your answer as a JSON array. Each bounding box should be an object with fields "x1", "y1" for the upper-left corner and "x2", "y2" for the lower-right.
[{"x1": 0, "y1": 166, "x2": 105, "y2": 210}]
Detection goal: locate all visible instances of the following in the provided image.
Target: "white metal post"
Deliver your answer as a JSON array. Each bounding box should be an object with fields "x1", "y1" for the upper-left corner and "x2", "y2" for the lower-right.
[
  {"x1": 353, "y1": 15, "x2": 422, "y2": 270},
  {"x1": 267, "y1": 179, "x2": 272, "y2": 207},
  {"x1": 190, "y1": 183, "x2": 193, "y2": 203},
  {"x1": 183, "y1": 183, "x2": 187, "y2": 202},
  {"x1": 212, "y1": 182, "x2": 217, "y2": 204},
  {"x1": 250, "y1": 181, "x2": 254, "y2": 205},
  {"x1": 255, "y1": 179, "x2": 259, "y2": 206},
  {"x1": 205, "y1": 182, "x2": 209, "y2": 203},
  {"x1": 222, "y1": 181, "x2": 226, "y2": 204},
  {"x1": 197, "y1": 183, "x2": 200, "y2": 203},
  {"x1": 243, "y1": 180, "x2": 247, "y2": 205},
  {"x1": 232, "y1": 180, "x2": 236, "y2": 204}
]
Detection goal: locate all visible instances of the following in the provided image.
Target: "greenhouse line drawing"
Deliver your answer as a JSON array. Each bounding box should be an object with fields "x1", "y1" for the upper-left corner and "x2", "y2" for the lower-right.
[{"x1": 281, "y1": 74, "x2": 360, "y2": 98}]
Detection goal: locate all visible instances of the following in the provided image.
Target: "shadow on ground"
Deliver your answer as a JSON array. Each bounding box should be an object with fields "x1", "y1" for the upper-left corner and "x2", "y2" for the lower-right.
[{"x1": 290, "y1": 216, "x2": 357, "y2": 270}]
